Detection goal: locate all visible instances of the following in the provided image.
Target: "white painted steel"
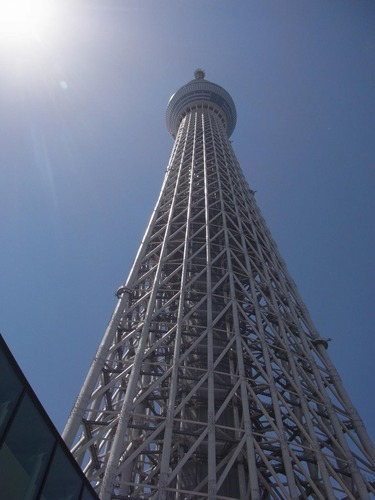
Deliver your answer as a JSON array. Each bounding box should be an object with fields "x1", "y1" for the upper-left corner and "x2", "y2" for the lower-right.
[{"x1": 64, "y1": 73, "x2": 375, "y2": 499}]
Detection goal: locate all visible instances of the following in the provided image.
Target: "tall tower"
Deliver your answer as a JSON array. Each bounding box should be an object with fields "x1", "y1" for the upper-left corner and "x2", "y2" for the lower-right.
[{"x1": 63, "y1": 70, "x2": 375, "y2": 499}]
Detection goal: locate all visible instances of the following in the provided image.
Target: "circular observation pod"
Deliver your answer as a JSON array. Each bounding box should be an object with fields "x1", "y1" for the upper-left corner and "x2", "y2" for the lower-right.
[{"x1": 166, "y1": 70, "x2": 237, "y2": 138}]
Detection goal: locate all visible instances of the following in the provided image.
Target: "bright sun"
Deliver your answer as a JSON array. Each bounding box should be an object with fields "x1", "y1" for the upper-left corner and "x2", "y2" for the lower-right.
[{"x1": 0, "y1": 0, "x2": 51, "y2": 41}]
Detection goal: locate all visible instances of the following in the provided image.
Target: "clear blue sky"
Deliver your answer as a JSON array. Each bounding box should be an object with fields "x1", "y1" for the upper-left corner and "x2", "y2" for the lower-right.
[{"x1": 1, "y1": 0, "x2": 374, "y2": 442}]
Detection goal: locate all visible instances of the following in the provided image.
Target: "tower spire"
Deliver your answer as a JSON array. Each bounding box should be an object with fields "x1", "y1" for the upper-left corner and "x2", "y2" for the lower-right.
[
  {"x1": 194, "y1": 68, "x2": 205, "y2": 80},
  {"x1": 63, "y1": 73, "x2": 375, "y2": 499}
]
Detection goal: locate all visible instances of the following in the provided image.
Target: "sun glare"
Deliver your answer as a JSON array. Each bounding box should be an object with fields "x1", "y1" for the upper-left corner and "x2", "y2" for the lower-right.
[{"x1": 0, "y1": 0, "x2": 51, "y2": 42}]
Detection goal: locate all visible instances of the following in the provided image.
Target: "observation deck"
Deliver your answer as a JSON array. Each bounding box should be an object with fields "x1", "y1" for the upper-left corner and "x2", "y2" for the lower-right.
[{"x1": 166, "y1": 69, "x2": 237, "y2": 138}]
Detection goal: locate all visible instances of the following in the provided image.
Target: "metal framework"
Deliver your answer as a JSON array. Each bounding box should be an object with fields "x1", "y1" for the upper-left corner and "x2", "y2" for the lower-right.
[{"x1": 63, "y1": 70, "x2": 375, "y2": 499}]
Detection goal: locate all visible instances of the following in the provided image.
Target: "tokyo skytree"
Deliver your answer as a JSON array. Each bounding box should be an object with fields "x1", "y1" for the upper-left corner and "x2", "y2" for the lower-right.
[{"x1": 63, "y1": 70, "x2": 375, "y2": 499}]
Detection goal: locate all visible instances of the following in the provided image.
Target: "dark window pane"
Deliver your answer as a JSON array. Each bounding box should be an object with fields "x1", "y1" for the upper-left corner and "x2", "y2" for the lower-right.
[
  {"x1": 0, "y1": 393, "x2": 56, "y2": 500},
  {"x1": 40, "y1": 444, "x2": 83, "y2": 500},
  {"x1": 0, "y1": 347, "x2": 23, "y2": 436}
]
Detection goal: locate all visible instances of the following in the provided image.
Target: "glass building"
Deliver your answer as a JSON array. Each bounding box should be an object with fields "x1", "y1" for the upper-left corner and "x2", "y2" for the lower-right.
[{"x1": 0, "y1": 334, "x2": 99, "y2": 500}]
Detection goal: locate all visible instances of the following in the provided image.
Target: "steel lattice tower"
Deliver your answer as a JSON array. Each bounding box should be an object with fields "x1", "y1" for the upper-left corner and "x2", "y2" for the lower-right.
[{"x1": 63, "y1": 70, "x2": 375, "y2": 499}]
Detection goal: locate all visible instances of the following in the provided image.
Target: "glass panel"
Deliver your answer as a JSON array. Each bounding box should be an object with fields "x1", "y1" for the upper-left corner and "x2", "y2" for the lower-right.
[
  {"x1": 0, "y1": 393, "x2": 56, "y2": 500},
  {"x1": 40, "y1": 444, "x2": 83, "y2": 500},
  {"x1": 0, "y1": 347, "x2": 23, "y2": 436}
]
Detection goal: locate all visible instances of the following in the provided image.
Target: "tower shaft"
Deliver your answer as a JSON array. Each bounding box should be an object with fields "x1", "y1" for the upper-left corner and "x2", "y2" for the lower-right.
[{"x1": 63, "y1": 73, "x2": 375, "y2": 499}]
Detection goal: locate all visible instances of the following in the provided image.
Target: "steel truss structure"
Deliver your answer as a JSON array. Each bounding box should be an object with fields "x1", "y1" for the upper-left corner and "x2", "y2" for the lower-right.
[{"x1": 63, "y1": 71, "x2": 375, "y2": 499}]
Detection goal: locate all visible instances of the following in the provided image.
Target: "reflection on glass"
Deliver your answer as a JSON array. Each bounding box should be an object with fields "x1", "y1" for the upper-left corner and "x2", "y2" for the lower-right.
[
  {"x1": 0, "y1": 393, "x2": 56, "y2": 499},
  {"x1": 0, "y1": 347, "x2": 23, "y2": 436}
]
